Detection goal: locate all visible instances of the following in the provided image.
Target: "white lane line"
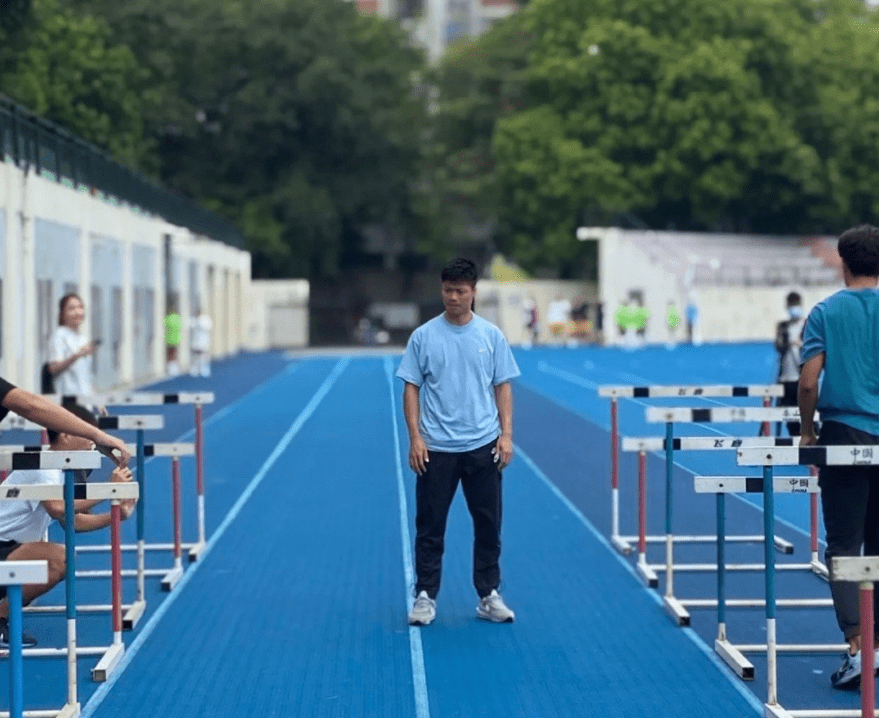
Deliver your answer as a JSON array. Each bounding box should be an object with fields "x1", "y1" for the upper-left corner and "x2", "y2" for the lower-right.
[
  {"x1": 516, "y1": 446, "x2": 764, "y2": 716},
  {"x1": 384, "y1": 357, "x2": 430, "y2": 718},
  {"x1": 80, "y1": 358, "x2": 349, "y2": 718}
]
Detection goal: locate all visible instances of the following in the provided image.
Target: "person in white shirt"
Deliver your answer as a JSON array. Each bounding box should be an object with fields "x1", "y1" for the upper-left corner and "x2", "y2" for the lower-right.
[
  {"x1": 189, "y1": 306, "x2": 213, "y2": 378},
  {"x1": 0, "y1": 403, "x2": 135, "y2": 647},
  {"x1": 774, "y1": 291, "x2": 806, "y2": 436},
  {"x1": 547, "y1": 297, "x2": 572, "y2": 344},
  {"x1": 47, "y1": 294, "x2": 98, "y2": 398}
]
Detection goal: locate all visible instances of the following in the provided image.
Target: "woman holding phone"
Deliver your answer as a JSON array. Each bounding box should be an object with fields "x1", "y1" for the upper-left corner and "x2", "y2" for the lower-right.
[{"x1": 47, "y1": 293, "x2": 99, "y2": 401}]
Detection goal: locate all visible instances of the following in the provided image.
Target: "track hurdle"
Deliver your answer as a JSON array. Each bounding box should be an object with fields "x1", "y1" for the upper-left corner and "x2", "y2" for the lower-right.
[
  {"x1": 737, "y1": 445, "x2": 879, "y2": 717},
  {"x1": 829, "y1": 557, "x2": 879, "y2": 718},
  {"x1": 45, "y1": 391, "x2": 215, "y2": 561},
  {"x1": 638, "y1": 406, "x2": 817, "y2": 627},
  {"x1": 0, "y1": 560, "x2": 48, "y2": 718},
  {"x1": 0, "y1": 450, "x2": 101, "y2": 718},
  {"x1": 598, "y1": 384, "x2": 782, "y2": 555},
  {"x1": 693, "y1": 473, "x2": 830, "y2": 680}
]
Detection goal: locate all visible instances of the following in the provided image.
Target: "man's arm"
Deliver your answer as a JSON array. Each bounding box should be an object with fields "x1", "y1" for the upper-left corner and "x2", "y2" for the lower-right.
[
  {"x1": 403, "y1": 382, "x2": 429, "y2": 475},
  {"x1": 2, "y1": 388, "x2": 130, "y2": 465},
  {"x1": 494, "y1": 382, "x2": 513, "y2": 470},
  {"x1": 798, "y1": 353, "x2": 825, "y2": 445}
]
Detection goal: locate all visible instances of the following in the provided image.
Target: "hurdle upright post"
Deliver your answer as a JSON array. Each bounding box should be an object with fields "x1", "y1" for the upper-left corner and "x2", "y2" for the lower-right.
[
  {"x1": 8, "y1": 582, "x2": 22, "y2": 718},
  {"x1": 762, "y1": 462, "x2": 780, "y2": 709},
  {"x1": 92, "y1": 500, "x2": 124, "y2": 681},
  {"x1": 161, "y1": 455, "x2": 184, "y2": 591},
  {"x1": 190, "y1": 401, "x2": 206, "y2": 561},
  {"x1": 610, "y1": 397, "x2": 626, "y2": 553},
  {"x1": 63, "y1": 469, "x2": 79, "y2": 715},
  {"x1": 662, "y1": 420, "x2": 689, "y2": 625}
]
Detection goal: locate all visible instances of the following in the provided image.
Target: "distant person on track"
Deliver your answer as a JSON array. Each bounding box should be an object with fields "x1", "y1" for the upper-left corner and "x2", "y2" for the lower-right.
[
  {"x1": 397, "y1": 257, "x2": 520, "y2": 627},
  {"x1": 521, "y1": 296, "x2": 539, "y2": 348},
  {"x1": 164, "y1": 301, "x2": 182, "y2": 377},
  {"x1": 666, "y1": 300, "x2": 680, "y2": 349},
  {"x1": 798, "y1": 225, "x2": 879, "y2": 689},
  {"x1": 189, "y1": 305, "x2": 213, "y2": 378},
  {"x1": 685, "y1": 294, "x2": 701, "y2": 345},
  {"x1": 547, "y1": 296, "x2": 572, "y2": 345},
  {"x1": 774, "y1": 291, "x2": 805, "y2": 437},
  {"x1": 0, "y1": 403, "x2": 135, "y2": 648}
]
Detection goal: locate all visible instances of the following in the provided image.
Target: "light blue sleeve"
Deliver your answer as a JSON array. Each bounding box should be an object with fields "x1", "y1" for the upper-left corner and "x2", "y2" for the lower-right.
[
  {"x1": 800, "y1": 305, "x2": 825, "y2": 365},
  {"x1": 492, "y1": 331, "x2": 520, "y2": 385},
  {"x1": 396, "y1": 330, "x2": 424, "y2": 386}
]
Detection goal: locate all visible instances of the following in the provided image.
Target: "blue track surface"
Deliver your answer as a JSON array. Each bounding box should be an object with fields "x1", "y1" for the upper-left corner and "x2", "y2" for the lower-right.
[{"x1": 3, "y1": 344, "x2": 868, "y2": 716}]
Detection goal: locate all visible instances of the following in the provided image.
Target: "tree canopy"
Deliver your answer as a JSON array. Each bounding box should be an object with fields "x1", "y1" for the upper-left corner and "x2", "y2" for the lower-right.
[{"x1": 436, "y1": 0, "x2": 879, "y2": 275}]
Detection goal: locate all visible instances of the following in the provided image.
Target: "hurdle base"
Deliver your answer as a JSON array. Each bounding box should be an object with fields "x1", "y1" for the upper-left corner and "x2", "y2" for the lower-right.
[
  {"x1": 714, "y1": 637, "x2": 754, "y2": 680},
  {"x1": 811, "y1": 559, "x2": 829, "y2": 581},
  {"x1": 188, "y1": 540, "x2": 206, "y2": 562},
  {"x1": 662, "y1": 596, "x2": 690, "y2": 627},
  {"x1": 764, "y1": 703, "x2": 794, "y2": 718},
  {"x1": 161, "y1": 566, "x2": 184, "y2": 592},
  {"x1": 636, "y1": 560, "x2": 659, "y2": 589},
  {"x1": 611, "y1": 536, "x2": 633, "y2": 556},
  {"x1": 0, "y1": 709, "x2": 79, "y2": 718},
  {"x1": 123, "y1": 599, "x2": 146, "y2": 630},
  {"x1": 773, "y1": 536, "x2": 794, "y2": 554},
  {"x1": 92, "y1": 642, "x2": 124, "y2": 682}
]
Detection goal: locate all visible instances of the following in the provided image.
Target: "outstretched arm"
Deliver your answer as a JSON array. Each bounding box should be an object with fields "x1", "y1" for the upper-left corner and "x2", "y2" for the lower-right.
[{"x1": 2, "y1": 389, "x2": 130, "y2": 465}]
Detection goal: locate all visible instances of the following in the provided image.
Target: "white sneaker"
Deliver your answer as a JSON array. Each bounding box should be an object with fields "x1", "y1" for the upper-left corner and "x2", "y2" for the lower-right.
[
  {"x1": 408, "y1": 591, "x2": 436, "y2": 626},
  {"x1": 476, "y1": 590, "x2": 515, "y2": 623}
]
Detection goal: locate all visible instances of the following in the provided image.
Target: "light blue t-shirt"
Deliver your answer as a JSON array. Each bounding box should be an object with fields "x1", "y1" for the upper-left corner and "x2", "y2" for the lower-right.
[
  {"x1": 801, "y1": 288, "x2": 879, "y2": 436},
  {"x1": 396, "y1": 313, "x2": 521, "y2": 452}
]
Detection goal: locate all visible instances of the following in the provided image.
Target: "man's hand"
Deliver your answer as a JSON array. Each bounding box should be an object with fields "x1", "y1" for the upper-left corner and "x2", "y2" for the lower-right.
[
  {"x1": 494, "y1": 435, "x2": 513, "y2": 471},
  {"x1": 100, "y1": 437, "x2": 131, "y2": 467},
  {"x1": 800, "y1": 429, "x2": 818, "y2": 447},
  {"x1": 408, "y1": 435, "x2": 429, "y2": 475},
  {"x1": 120, "y1": 499, "x2": 136, "y2": 520},
  {"x1": 110, "y1": 466, "x2": 133, "y2": 483}
]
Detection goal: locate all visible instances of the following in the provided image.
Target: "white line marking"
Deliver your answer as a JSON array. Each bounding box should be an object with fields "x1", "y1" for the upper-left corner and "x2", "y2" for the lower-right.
[
  {"x1": 80, "y1": 358, "x2": 348, "y2": 718},
  {"x1": 516, "y1": 446, "x2": 763, "y2": 716},
  {"x1": 384, "y1": 357, "x2": 431, "y2": 718}
]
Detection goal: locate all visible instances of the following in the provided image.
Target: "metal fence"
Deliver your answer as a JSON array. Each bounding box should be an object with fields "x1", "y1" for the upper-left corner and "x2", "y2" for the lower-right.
[{"x1": 0, "y1": 94, "x2": 244, "y2": 249}]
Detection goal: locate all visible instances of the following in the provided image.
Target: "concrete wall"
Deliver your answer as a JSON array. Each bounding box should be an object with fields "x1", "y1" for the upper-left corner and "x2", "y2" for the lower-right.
[
  {"x1": 245, "y1": 279, "x2": 310, "y2": 349},
  {"x1": 0, "y1": 162, "x2": 252, "y2": 391}
]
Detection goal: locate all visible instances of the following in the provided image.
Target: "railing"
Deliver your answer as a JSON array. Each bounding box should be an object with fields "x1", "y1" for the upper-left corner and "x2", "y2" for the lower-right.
[{"x1": 0, "y1": 94, "x2": 244, "y2": 249}]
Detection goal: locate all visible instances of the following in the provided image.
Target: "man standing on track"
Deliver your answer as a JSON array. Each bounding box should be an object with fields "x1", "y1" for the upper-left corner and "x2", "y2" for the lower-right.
[
  {"x1": 397, "y1": 257, "x2": 520, "y2": 627},
  {"x1": 798, "y1": 225, "x2": 879, "y2": 689}
]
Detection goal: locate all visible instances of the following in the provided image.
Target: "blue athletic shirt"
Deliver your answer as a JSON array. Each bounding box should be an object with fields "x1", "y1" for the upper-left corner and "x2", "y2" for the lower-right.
[
  {"x1": 396, "y1": 313, "x2": 520, "y2": 452},
  {"x1": 800, "y1": 287, "x2": 879, "y2": 436}
]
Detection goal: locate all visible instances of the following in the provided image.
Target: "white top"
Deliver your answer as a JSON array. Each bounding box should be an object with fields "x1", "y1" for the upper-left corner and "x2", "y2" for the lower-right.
[
  {"x1": 50, "y1": 326, "x2": 93, "y2": 396},
  {"x1": 190, "y1": 314, "x2": 213, "y2": 352},
  {"x1": 547, "y1": 299, "x2": 571, "y2": 324},
  {"x1": 0, "y1": 469, "x2": 61, "y2": 542},
  {"x1": 778, "y1": 316, "x2": 805, "y2": 382}
]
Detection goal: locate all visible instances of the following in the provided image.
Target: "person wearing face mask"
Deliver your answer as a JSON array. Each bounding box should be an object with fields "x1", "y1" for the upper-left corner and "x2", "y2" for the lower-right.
[{"x1": 774, "y1": 291, "x2": 805, "y2": 436}]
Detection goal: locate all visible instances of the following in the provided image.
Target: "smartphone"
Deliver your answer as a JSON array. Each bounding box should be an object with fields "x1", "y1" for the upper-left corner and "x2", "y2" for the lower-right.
[
  {"x1": 92, "y1": 338, "x2": 102, "y2": 346},
  {"x1": 95, "y1": 444, "x2": 119, "y2": 463}
]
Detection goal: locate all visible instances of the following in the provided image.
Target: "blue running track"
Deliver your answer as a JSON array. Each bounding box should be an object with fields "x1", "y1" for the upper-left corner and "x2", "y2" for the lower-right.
[{"x1": 1, "y1": 343, "x2": 868, "y2": 717}]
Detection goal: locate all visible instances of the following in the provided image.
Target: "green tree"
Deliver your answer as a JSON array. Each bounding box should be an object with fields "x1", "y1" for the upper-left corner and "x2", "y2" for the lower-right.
[
  {"x1": 2, "y1": 0, "x2": 151, "y2": 167},
  {"x1": 437, "y1": 0, "x2": 879, "y2": 275},
  {"x1": 75, "y1": 0, "x2": 431, "y2": 279}
]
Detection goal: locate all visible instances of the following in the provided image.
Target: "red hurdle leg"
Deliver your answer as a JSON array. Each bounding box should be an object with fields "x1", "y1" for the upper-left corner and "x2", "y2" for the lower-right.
[
  {"x1": 110, "y1": 502, "x2": 122, "y2": 643},
  {"x1": 861, "y1": 581, "x2": 875, "y2": 718},
  {"x1": 638, "y1": 450, "x2": 647, "y2": 560}
]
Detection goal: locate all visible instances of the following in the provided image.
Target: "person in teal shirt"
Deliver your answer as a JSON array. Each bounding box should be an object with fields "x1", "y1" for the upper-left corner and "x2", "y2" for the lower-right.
[{"x1": 799, "y1": 224, "x2": 879, "y2": 689}]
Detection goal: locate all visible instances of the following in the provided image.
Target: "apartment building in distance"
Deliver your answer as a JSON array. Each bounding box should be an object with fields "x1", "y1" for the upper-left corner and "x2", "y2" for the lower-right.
[{"x1": 351, "y1": 0, "x2": 520, "y2": 61}]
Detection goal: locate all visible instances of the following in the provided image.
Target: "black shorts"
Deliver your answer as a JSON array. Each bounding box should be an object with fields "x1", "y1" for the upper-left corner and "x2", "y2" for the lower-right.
[{"x1": 0, "y1": 540, "x2": 22, "y2": 600}]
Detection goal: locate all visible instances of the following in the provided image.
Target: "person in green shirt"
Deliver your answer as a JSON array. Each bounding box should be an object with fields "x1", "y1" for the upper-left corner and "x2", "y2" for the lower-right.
[
  {"x1": 666, "y1": 301, "x2": 681, "y2": 348},
  {"x1": 164, "y1": 302, "x2": 183, "y2": 376}
]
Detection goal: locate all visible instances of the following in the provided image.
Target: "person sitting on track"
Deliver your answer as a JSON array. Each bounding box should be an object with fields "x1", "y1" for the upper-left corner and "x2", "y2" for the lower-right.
[{"x1": 0, "y1": 403, "x2": 136, "y2": 648}]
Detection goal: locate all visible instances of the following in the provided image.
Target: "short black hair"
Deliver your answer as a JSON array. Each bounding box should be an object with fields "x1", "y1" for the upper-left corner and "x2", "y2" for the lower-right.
[
  {"x1": 838, "y1": 225, "x2": 879, "y2": 277},
  {"x1": 48, "y1": 403, "x2": 98, "y2": 445},
  {"x1": 441, "y1": 258, "x2": 478, "y2": 286},
  {"x1": 786, "y1": 292, "x2": 802, "y2": 305}
]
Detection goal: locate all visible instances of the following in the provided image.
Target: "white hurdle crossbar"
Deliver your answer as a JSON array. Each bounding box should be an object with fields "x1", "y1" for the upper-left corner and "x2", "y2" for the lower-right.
[
  {"x1": 738, "y1": 446, "x2": 879, "y2": 717},
  {"x1": 43, "y1": 391, "x2": 215, "y2": 561},
  {"x1": 598, "y1": 384, "x2": 782, "y2": 556}
]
